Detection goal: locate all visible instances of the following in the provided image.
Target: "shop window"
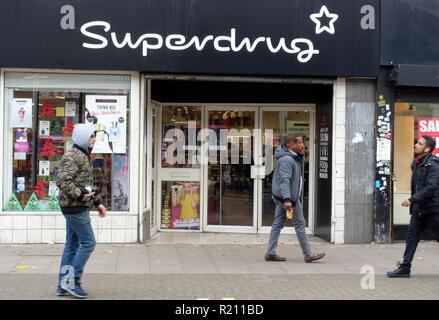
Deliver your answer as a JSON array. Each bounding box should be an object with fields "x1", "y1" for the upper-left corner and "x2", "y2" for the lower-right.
[
  {"x1": 394, "y1": 103, "x2": 439, "y2": 225},
  {"x1": 3, "y1": 73, "x2": 131, "y2": 212}
]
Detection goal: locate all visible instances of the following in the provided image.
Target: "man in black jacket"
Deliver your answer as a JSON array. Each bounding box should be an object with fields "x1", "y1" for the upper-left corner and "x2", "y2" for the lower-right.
[{"x1": 388, "y1": 135, "x2": 439, "y2": 278}]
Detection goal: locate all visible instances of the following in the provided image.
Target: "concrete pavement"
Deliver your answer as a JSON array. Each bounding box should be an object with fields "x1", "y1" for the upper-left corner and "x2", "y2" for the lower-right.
[{"x1": 0, "y1": 233, "x2": 438, "y2": 299}]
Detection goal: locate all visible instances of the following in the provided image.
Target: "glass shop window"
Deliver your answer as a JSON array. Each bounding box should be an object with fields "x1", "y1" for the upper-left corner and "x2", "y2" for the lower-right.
[
  {"x1": 394, "y1": 103, "x2": 439, "y2": 225},
  {"x1": 3, "y1": 73, "x2": 131, "y2": 212}
]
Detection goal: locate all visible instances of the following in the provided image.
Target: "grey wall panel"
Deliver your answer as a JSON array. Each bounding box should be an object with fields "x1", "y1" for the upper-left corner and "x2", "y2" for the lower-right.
[{"x1": 345, "y1": 79, "x2": 376, "y2": 243}]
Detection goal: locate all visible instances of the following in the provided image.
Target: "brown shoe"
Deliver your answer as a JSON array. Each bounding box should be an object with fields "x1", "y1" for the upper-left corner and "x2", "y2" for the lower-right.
[
  {"x1": 304, "y1": 253, "x2": 325, "y2": 263},
  {"x1": 265, "y1": 254, "x2": 286, "y2": 262}
]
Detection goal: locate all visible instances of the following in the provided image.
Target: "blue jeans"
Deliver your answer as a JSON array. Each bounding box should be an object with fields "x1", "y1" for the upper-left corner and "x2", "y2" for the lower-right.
[
  {"x1": 58, "y1": 211, "x2": 96, "y2": 286},
  {"x1": 267, "y1": 198, "x2": 311, "y2": 256}
]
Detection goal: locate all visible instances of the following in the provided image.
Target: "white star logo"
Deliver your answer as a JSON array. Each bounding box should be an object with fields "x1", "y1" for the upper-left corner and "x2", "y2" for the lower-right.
[{"x1": 310, "y1": 5, "x2": 339, "y2": 35}]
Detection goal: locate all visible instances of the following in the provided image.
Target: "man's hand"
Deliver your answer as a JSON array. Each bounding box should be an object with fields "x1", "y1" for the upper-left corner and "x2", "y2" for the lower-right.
[
  {"x1": 97, "y1": 204, "x2": 107, "y2": 218},
  {"x1": 82, "y1": 192, "x2": 95, "y2": 201},
  {"x1": 283, "y1": 202, "x2": 293, "y2": 212},
  {"x1": 402, "y1": 199, "x2": 411, "y2": 207}
]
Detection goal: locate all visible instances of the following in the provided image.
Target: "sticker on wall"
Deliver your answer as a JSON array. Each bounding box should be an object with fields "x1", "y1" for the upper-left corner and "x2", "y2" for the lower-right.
[
  {"x1": 39, "y1": 121, "x2": 51, "y2": 137},
  {"x1": 4, "y1": 193, "x2": 23, "y2": 211},
  {"x1": 11, "y1": 99, "x2": 33, "y2": 128},
  {"x1": 377, "y1": 138, "x2": 391, "y2": 161},
  {"x1": 377, "y1": 95, "x2": 386, "y2": 107},
  {"x1": 24, "y1": 193, "x2": 42, "y2": 211}
]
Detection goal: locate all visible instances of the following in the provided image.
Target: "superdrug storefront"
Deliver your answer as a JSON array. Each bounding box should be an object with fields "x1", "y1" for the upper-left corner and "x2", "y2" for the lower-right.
[{"x1": 0, "y1": 0, "x2": 380, "y2": 244}]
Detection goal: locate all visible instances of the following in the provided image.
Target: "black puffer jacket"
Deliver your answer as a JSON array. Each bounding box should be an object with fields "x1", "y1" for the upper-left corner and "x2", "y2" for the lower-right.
[{"x1": 409, "y1": 153, "x2": 439, "y2": 216}]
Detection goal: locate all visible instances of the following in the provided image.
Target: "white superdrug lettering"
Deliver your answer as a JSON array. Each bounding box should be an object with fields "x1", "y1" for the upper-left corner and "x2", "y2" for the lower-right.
[
  {"x1": 81, "y1": 21, "x2": 319, "y2": 63},
  {"x1": 81, "y1": 21, "x2": 110, "y2": 49}
]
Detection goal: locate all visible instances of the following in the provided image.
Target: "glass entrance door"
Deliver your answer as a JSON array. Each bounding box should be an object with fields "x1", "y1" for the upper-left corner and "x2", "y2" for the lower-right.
[
  {"x1": 258, "y1": 108, "x2": 314, "y2": 234},
  {"x1": 205, "y1": 107, "x2": 257, "y2": 232}
]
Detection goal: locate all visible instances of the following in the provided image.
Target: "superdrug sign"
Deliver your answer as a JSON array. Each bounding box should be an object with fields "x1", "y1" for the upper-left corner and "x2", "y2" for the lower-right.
[{"x1": 0, "y1": 0, "x2": 379, "y2": 77}]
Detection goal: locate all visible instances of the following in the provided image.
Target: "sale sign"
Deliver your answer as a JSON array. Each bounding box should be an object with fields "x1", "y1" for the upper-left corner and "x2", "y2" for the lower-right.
[{"x1": 418, "y1": 118, "x2": 439, "y2": 156}]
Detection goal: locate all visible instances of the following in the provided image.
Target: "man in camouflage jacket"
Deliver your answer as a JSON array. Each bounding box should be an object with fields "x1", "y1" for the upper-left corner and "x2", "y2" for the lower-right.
[{"x1": 55, "y1": 124, "x2": 107, "y2": 299}]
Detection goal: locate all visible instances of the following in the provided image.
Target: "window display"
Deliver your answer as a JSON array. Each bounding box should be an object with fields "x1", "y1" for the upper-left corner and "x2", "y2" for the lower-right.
[{"x1": 3, "y1": 73, "x2": 131, "y2": 212}]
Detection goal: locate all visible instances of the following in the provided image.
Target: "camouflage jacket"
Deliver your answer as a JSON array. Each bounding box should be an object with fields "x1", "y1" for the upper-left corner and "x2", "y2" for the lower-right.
[{"x1": 56, "y1": 145, "x2": 102, "y2": 209}]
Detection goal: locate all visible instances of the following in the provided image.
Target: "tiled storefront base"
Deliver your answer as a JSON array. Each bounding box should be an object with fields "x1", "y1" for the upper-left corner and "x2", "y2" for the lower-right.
[{"x1": 0, "y1": 214, "x2": 138, "y2": 244}]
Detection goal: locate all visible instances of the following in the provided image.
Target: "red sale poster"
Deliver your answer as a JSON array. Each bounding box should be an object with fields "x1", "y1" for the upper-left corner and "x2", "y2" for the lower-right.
[{"x1": 418, "y1": 118, "x2": 439, "y2": 156}]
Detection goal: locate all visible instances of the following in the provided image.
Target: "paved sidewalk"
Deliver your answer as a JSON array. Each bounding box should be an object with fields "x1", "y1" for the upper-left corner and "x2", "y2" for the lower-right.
[{"x1": 0, "y1": 233, "x2": 438, "y2": 299}]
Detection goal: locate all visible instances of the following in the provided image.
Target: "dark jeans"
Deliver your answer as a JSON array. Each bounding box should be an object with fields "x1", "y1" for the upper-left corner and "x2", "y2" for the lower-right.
[
  {"x1": 402, "y1": 212, "x2": 439, "y2": 268},
  {"x1": 58, "y1": 210, "x2": 96, "y2": 287}
]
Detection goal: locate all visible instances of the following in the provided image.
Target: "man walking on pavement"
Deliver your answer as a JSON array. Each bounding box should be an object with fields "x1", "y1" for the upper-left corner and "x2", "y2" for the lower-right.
[
  {"x1": 265, "y1": 132, "x2": 325, "y2": 263},
  {"x1": 388, "y1": 135, "x2": 439, "y2": 278},
  {"x1": 55, "y1": 124, "x2": 107, "y2": 298}
]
